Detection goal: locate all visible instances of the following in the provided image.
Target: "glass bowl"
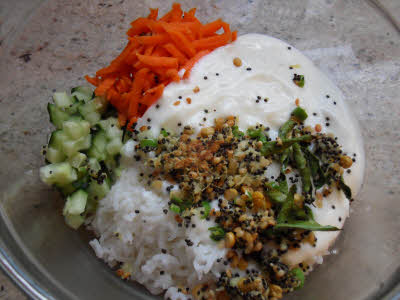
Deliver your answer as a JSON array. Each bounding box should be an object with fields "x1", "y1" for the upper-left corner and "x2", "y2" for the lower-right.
[{"x1": 0, "y1": 1, "x2": 399, "y2": 299}]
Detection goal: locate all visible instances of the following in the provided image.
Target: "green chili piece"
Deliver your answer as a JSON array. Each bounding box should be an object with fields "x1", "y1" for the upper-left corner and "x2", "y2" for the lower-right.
[
  {"x1": 277, "y1": 185, "x2": 297, "y2": 223},
  {"x1": 247, "y1": 128, "x2": 267, "y2": 143},
  {"x1": 171, "y1": 195, "x2": 183, "y2": 204},
  {"x1": 277, "y1": 173, "x2": 289, "y2": 194},
  {"x1": 278, "y1": 119, "x2": 296, "y2": 138},
  {"x1": 265, "y1": 182, "x2": 279, "y2": 190},
  {"x1": 278, "y1": 119, "x2": 296, "y2": 171},
  {"x1": 208, "y1": 226, "x2": 225, "y2": 241},
  {"x1": 289, "y1": 268, "x2": 305, "y2": 290},
  {"x1": 201, "y1": 201, "x2": 211, "y2": 219},
  {"x1": 293, "y1": 74, "x2": 305, "y2": 87},
  {"x1": 160, "y1": 128, "x2": 169, "y2": 137},
  {"x1": 170, "y1": 204, "x2": 181, "y2": 214},
  {"x1": 140, "y1": 138, "x2": 158, "y2": 148},
  {"x1": 261, "y1": 135, "x2": 312, "y2": 156},
  {"x1": 232, "y1": 125, "x2": 244, "y2": 138},
  {"x1": 267, "y1": 190, "x2": 287, "y2": 204},
  {"x1": 280, "y1": 148, "x2": 292, "y2": 173},
  {"x1": 293, "y1": 143, "x2": 312, "y2": 194},
  {"x1": 292, "y1": 107, "x2": 308, "y2": 122}
]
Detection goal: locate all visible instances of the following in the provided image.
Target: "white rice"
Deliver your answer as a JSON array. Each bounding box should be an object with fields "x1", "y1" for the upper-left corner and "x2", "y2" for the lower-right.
[{"x1": 89, "y1": 141, "x2": 226, "y2": 298}]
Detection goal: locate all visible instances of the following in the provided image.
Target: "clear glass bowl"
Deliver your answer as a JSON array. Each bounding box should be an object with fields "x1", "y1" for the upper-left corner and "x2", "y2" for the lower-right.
[{"x1": 0, "y1": 1, "x2": 399, "y2": 299}]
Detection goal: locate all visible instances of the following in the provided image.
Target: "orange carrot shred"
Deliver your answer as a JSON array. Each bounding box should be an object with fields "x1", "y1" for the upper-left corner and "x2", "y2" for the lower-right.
[
  {"x1": 147, "y1": 8, "x2": 158, "y2": 20},
  {"x1": 163, "y1": 43, "x2": 188, "y2": 65},
  {"x1": 201, "y1": 19, "x2": 224, "y2": 37},
  {"x1": 85, "y1": 3, "x2": 236, "y2": 129},
  {"x1": 137, "y1": 54, "x2": 179, "y2": 69},
  {"x1": 134, "y1": 34, "x2": 170, "y2": 46},
  {"x1": 85, "y1": 75, "x2": 98, "y2": 86}
]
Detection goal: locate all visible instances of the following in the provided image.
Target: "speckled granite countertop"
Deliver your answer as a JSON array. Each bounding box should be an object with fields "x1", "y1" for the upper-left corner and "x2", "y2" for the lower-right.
[{"x1": 0, "y1": 0, "x2": 399, "y2": 299}]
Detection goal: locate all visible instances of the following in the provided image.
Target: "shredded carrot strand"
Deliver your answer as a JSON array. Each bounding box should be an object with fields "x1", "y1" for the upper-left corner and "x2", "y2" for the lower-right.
[{"x1": 86, "y1": 3, "x2": 236, "y2": 129}]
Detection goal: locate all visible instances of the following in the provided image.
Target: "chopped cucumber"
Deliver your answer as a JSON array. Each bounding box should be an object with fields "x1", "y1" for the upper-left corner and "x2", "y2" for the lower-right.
[
  {"x1": 64, "y1": 214, "x2": 85, "y2": 229},
  {"x1": 68, "y1": 152, "x2": 87, "y2": 169},
  {"x1": 63, "y1": 189, "x2": 88, "y2": 216},
  {"x1": 71, "y1": 86, "x2": 94, "y2": 103},
  {"x1": 99, "y1": 117, "x2": 123, "y2": 139},
  {"x1": 78, "y1": 101, "x2": 101, "y2": 125},
  {"x1": 47, "y1": 103, "x2": 70, "y2": 129},
  {"x1": 88, "y1": 130, "x2": 108, "y2": 161},
  {"x1": 86, "y1": 178, "x2": 110, "y2": 213},
  {"x1": 63, "y1": 119, "x2": 90, "y2": 140},
  {"x1": 57, "y1": 183, "x2": 77, "y2": 196},
  {"x1": 53, "y1": 92, "x2": 75, "y2": 109},
  {"x1": 64, "y1": 101, "x2": 83, "y2": 115},
  {"x1": 40, "y1": 162, "x2": 77, "y2": 186},
  {"x1": 45, "y1": 147, "x2": 66, "y2": 163},
  {"x1": 48, "y1": 130, "x2": 68, "y2": 150},
  {"x1": 104, "y1": 156, "x2": 117, "y2": 172},
  {"x1": 106, "y1": 138, "x2": 123, "y2": 156},
  {"x1": 62, "y1": 135, "x2": 91, "y2": 157},
  {"x1": 88, "y1": 158, "x2": 101, "y2": 177},
  {"x1": 41, "y1": 86, "x2": 127, "y2": 228}
]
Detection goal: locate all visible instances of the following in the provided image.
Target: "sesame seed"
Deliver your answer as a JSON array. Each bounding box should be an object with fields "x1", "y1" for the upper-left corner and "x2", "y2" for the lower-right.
[
  {"x1": 204, "y1": 76, "x2": 208, "y2": 80},
  {"x1": 178, "y1": 96, "x2": 182, "y2": 99},
  {"x1": 246, "y1": 67, "x2": 252, "y2": 71},
  {"x1": 135, "y1": 210, "x2": 140, "y2": 213},
  {"x1": 161, "y1": 249, "x2": 167, "y2": 254},
  {"x1": 160, "y1": 270, "x2": 165, "y2": 275},
  {"x1": 288, "y1": 46, "x2": 292, "y2": 50},
  {"x1": 216, "y1": 73, "x2": 219, "y2": 76}
]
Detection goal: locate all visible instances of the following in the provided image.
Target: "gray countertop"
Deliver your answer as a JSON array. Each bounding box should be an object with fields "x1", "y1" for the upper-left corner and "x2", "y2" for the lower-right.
[
  {"x1": 0, "y1": 0, "x2": 399, "y2": 299},
  {"x1": 0, "y1": 271, "x2": 26, "y2": 300}
]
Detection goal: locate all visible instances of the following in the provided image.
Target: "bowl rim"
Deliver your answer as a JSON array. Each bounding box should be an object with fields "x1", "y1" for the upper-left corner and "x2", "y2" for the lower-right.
[{"x1": 0, "y1": 248, "x2": 48, "y2": 300}]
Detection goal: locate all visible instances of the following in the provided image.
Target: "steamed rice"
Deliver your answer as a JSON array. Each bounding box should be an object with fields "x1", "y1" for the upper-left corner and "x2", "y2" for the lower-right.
[{"x1": 89, "y1": 141, "x2": 226, "y2": 298}]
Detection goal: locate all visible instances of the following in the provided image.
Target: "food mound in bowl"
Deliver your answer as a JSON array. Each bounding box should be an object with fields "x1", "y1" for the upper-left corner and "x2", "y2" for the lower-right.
[{"x1": 39, "y1": 3, "x2": 364, "y2": 300}]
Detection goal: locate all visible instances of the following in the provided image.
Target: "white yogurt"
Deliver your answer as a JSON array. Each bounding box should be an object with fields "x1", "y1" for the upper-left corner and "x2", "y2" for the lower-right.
[{"x1": 134, "y1": 33, "x2": 365, "y2": 267}]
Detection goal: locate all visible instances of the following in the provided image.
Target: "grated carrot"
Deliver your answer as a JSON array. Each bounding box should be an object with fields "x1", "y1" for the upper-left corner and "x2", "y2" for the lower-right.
[{"x1": 86, "y1": 3, "x2": 237, "y2": 129}]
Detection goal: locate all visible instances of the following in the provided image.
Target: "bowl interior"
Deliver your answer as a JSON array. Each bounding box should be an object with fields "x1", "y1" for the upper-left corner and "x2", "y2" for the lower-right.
[{"x1": 0, "y1": 1, "x2": 399, "y2": 299}]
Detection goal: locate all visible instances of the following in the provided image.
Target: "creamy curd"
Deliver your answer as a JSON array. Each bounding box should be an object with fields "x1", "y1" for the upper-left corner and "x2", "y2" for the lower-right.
[{"x1": 135, "y1": 33, "x2": 365, "y2": 267}]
